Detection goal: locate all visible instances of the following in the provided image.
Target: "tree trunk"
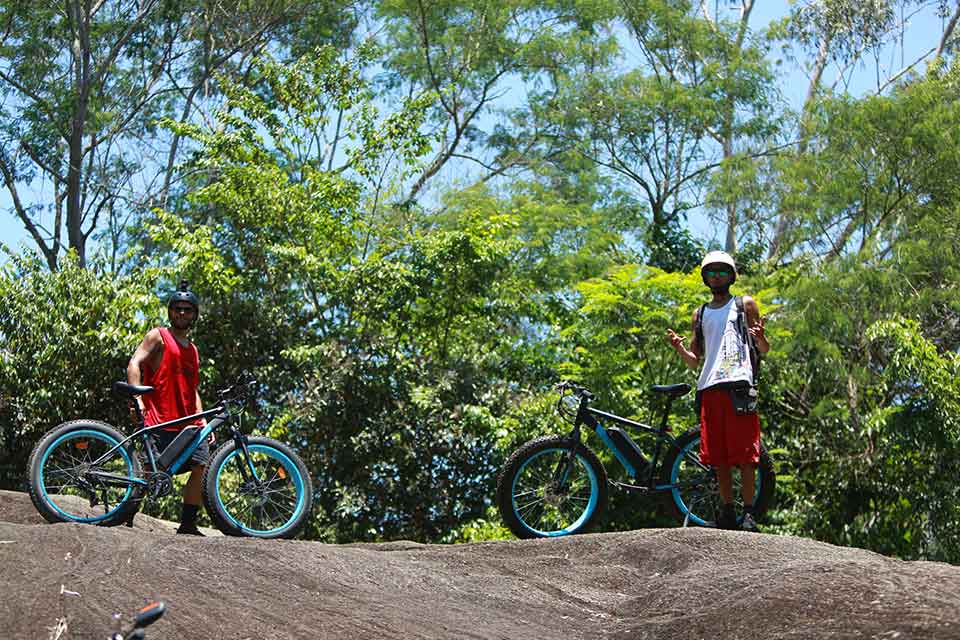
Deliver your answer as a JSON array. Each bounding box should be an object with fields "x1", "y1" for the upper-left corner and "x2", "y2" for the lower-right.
[{"x1": 66, "y1": 0, "x2": 92, "y2": 267}]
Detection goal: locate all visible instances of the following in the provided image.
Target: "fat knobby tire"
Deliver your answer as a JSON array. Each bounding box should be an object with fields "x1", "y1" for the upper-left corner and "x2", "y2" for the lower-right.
[{"x1": 496, "y1": 435, "x2": 608, "y2": 539}]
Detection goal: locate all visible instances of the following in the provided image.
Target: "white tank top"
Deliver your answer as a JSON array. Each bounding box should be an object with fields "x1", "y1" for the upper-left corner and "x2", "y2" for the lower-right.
[{"x1": 697, "y1": 297, "x2": 753, "y2": 391}]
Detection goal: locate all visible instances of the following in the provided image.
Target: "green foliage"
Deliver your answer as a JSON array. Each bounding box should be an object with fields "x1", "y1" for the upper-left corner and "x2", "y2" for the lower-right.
[
  {"x1": 760, "y1": 231, "x2": 960, "y2": 560},
  {"x1": 443, "y1": 506, "x2": 514, "y2": 543},
  {"x1": 520, "y1": 0, "x2": 780, "y2": 264},
  {"x1": 764, "y1": 59, "x2": 960, "y2": 260},
  {"x1": 0, "y1": 253, "x2": 158, "y2": 486},
  {"x1": 0, "y1": 0, "x2": 357, "y2": 268}
]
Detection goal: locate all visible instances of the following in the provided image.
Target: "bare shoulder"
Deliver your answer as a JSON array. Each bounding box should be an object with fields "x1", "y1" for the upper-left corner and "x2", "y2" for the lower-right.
[{"x1": 137, "y1": 328, "x2": 165, "y2": 354}]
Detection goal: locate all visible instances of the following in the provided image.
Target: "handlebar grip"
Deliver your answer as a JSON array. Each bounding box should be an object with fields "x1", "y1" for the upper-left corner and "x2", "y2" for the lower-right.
[{"x1": 134, "y1": 601, "x2": 165, "y2": 629}]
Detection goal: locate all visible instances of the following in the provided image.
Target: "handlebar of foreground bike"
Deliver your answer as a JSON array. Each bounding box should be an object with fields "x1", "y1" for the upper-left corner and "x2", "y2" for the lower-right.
[{"x1": 109, "y1": 601, "x2": 165, "y2": 640}]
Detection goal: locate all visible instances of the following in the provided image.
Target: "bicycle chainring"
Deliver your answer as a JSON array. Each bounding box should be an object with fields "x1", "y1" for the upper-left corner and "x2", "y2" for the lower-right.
[{"x1": 146, "y1": 471, "x2": 174, "y2": 499}]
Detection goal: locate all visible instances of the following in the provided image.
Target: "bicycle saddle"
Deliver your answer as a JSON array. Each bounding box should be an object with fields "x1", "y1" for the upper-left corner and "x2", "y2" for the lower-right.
[
  {"x1": 112, "y1": 381, "x2": 155, "y2": 396},
  {"x1": 650, "y1": 383, "x2": 691, "y2": 397}
]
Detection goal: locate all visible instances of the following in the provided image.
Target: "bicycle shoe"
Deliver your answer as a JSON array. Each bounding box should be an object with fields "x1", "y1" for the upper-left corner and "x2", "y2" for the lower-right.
[
  {"x1": 176, "y1": 524, "x2": 205, "y2": 536},
  {"x1": 716, "y1": 504, "x2": 738, "y2": 530},
  {"x1": 740, "y1": 512, "x2": 760, "y2": 533}
]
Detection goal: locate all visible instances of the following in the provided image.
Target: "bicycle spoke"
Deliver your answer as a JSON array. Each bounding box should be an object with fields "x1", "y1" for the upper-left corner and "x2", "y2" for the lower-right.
[
  {"x1": 526, "y1": 501, "x2": 548, "y2": 528},
  {"x1": 516, "y1": 496, "x2": 547, "y2": 515},
  {"x1": 264, "y1": 500, "x2": 291, "y2": 526}
]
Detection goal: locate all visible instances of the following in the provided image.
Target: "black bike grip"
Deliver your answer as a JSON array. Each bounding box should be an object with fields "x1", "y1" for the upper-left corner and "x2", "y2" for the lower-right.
[{"x1": 134, "y1": 601, "x2": 166, "y2": 628}]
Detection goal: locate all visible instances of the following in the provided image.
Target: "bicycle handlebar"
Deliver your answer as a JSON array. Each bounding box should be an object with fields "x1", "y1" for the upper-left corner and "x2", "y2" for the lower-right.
[
  {"x1": 216, "y1": 371, "x2": 257, "y2": 403},
  {"x1": 556, "y1": 380, "x2": 593, "y2": 399},
  {"x1": 109, "y1": 601, "x2": 165, "y2": 640},
  {"x1": 555, "y1": 380, "x2": 593, "y2": 422}
]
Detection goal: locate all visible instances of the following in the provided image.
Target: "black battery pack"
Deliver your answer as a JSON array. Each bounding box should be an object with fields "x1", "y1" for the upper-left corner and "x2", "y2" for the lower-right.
[
  {"x1": 606, "y1": 427, "x2": 650, "y2": 477},
  {"x1": 157, "y1": 426, "x2": 201, "y2": 470}
]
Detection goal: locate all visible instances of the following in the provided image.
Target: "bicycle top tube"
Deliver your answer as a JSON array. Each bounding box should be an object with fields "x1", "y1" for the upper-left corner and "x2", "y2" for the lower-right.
[
  {"x1": 585, "y1": 406, "x2": 658, "y2": 435},
  {"x1": 141, "y1": 406, "x2": 226, "y2": 432}
]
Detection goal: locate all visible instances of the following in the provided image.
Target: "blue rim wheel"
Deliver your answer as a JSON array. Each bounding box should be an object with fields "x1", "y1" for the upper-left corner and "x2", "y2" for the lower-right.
[
  {"x1": 663, "y1": 430, "x2": 774, "y2": 527},
  {"x1": 28, "y1": 421, "x2": 141, "y2": 525},
  {"x1": 204, "y1": 436, "x2": 313, "y2": 539},
  {"x1": 667, "y1": 435, "x2": 720, "y2": 527},
  {"x1": 497, "y1": 436, "x2": 607, "y2": 539}
]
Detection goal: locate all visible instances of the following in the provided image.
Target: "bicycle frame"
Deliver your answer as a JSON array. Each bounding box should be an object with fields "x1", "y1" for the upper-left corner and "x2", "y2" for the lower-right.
[
  {"x1": 566, "y1": 390, "x2": 710, "y2": 492},
  {"x1": 85, "y1": 400, "x2": 255, "y2": 491}
]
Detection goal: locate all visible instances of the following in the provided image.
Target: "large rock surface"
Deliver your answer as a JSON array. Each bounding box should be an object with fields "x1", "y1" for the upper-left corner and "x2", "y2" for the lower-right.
[{"x1": 1, "y1": 489, "x2": 958, "y2": 639}]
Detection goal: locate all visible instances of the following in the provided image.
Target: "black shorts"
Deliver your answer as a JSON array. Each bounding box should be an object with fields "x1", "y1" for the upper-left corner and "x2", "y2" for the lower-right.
[{"x1": 150, "y1": 427, "x2": 211, "y2": 474}]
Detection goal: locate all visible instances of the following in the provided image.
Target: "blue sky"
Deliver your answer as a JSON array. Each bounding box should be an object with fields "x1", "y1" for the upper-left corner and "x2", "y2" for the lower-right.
[{"x1": 0, "y1": 2, "x2": 953, "y2": 259}]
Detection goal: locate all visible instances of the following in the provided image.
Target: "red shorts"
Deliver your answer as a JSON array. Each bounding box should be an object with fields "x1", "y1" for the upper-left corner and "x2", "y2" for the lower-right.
[{"x1": 699, "y1": 388, "x2": 761, "y2": 466}]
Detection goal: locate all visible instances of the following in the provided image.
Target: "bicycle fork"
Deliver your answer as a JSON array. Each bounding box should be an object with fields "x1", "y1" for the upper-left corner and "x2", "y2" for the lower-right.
[
  {"x1": 551, "y1": 425, "x2": 584, "y2": 492},
  {"x1": 229, "y1": 429, "x2": 263, "y2": 486}
]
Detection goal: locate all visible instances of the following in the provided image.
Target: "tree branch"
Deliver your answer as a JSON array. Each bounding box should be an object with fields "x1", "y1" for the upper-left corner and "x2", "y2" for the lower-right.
[{"x1": 0, "y1": 154, "x2": 56, "y2": 268}]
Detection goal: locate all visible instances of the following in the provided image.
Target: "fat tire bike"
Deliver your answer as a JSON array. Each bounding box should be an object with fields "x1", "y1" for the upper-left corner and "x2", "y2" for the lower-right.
[
  {"x1": 496, "y1": 381, "x2": 775, "y2": 538},
  {"x1": 28, "y1": 373, "x2": 313, "y2": 539}
]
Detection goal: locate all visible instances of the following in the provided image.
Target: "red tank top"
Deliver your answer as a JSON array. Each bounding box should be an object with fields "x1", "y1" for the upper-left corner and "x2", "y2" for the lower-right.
[{"x1": 142, "y1": 327, "x2": 201, "y2": 431}]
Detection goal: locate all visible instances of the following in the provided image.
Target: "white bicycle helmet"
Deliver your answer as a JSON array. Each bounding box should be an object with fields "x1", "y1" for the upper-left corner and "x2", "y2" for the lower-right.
[{"x1": 700, "y1": 251, "x2": 737, "y2": 285}]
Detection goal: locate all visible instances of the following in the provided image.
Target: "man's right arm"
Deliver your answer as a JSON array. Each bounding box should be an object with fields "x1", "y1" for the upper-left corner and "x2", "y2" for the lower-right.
[
  {"x1": 127, "y1": 329, "x2": 162, "y2": 412},
  {"x1": 666, "y1": 309, "x2": 701, "y2": 370}
]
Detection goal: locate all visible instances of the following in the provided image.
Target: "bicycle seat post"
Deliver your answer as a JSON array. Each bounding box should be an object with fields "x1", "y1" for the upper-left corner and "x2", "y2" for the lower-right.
[
  {"x1": 659, "y1": 396, "x2": 673, "y2": 432},
  {"x1": 131, "y1": 399, "x2": 145, "y2": 427}
]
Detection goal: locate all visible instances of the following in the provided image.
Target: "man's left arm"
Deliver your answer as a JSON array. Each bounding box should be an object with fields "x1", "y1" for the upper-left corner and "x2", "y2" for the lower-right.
[{"x1": 743, "y1": 296, "x2": 770, "y2": 354}]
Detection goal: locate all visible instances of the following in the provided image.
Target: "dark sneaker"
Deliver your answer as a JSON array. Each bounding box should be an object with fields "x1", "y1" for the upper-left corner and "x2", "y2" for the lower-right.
[
  {"x1": 716, "y1": 505, "x2": 738, "y2": 530},
  {"x1": 740, "y1": 512, "x2": 760, "y2": 533},
  {"x1": 176, "y1": 524, "x2": 205, "y2": 536}
]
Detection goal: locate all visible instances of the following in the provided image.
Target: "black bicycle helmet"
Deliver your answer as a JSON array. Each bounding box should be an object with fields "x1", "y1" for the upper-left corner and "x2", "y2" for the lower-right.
[{"x1": 167, "y1": 280, "x2": 200, "y2": 313}]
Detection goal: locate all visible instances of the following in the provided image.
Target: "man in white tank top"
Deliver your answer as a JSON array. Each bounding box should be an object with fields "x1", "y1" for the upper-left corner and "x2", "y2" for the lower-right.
[{"x1": 666, "y1": 251, "x2": 769, "y2": 531}]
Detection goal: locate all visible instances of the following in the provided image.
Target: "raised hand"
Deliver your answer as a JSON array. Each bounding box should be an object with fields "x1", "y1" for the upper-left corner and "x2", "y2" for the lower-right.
[{"x1": 667, "y1": 328, "x2": 685, "y2": 350}]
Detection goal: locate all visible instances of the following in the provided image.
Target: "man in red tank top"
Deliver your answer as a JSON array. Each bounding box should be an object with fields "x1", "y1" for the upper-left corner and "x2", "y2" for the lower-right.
[{"x1": 127, "y1": 281, "x2": 210, "y2": 535}]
